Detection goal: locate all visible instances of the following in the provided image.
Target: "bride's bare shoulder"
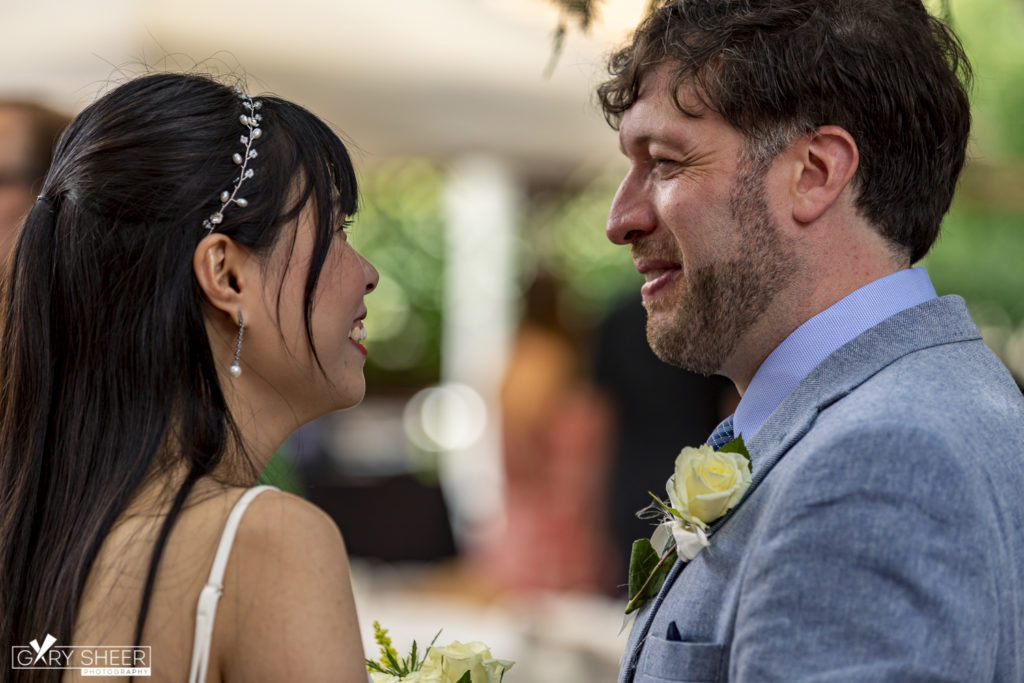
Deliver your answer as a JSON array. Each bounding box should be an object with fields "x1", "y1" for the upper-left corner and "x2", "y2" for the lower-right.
[
  {"x1": 213, "y1": 489, "x2": 366, "y2": 682},
  {"x1": 233, "y1": 488, "x2": 344, "y2": 549},
  {"x1": 225, "y1": 489, "x2": 352, "y2": 602}
]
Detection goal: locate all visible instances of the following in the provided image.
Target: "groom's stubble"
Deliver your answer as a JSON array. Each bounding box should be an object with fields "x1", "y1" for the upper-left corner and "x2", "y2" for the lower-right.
[{"x1": 640, "y1": 157, "x2": 801, "y2": 376}]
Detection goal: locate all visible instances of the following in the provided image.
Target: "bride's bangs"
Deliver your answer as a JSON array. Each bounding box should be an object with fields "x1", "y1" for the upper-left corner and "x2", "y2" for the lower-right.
[{"x1": 266, "y1": 98, "x2": 360, "y2": 372}]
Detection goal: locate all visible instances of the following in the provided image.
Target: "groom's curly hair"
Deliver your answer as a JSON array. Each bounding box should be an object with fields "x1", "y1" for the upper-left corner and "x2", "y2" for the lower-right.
[{"x1": 597, "y1": 0, "x2": 972, "y2": 264}]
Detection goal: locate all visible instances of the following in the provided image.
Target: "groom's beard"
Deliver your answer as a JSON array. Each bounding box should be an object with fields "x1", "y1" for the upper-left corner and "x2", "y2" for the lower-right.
[{"x1": 640, "y1": 162, "x2": 800, "y2": 376}]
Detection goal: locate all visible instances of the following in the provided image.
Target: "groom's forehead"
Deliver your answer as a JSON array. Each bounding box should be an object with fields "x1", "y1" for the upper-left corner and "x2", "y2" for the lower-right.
[{"x1": 619, "y1": 70, "x2": 732, "y2": 152}]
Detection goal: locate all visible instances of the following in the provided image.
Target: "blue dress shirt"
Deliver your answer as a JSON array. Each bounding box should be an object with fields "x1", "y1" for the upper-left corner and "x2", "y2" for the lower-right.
[{"x1": 733, "y1": 267, "x2": 938, "y2": 439}]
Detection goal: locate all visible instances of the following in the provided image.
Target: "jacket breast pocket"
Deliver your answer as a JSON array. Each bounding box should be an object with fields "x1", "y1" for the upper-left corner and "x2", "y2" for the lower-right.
[{"x1": 633, "y1": 635, "x2": 725, "y2": 683}]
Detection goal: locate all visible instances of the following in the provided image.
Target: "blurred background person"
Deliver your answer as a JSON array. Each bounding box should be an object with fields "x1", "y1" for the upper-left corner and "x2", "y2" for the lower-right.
[
  {"x1": 474, "y1": 270, "x2": 618, "y2": 595},
  {"x1": 0, "y1": 100, "x2": 69, "y2": 258}
]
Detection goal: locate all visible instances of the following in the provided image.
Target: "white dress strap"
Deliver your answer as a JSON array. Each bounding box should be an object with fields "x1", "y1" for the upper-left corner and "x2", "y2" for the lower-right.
[{"x1": 187, "y1": 485, "x2": 278, "y2": 683}]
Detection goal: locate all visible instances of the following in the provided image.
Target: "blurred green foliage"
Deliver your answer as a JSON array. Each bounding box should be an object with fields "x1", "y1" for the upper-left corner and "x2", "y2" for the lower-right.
[
  {"x1": 929, "y1": 0, "x2": 1024, "y2": 330},
  {"x1": 925, "y1": 206, "x2": 1024, "y2": 325},
  {"x1": 349, "y1": 163, "x2": 639, "y2": 388},
  {"x1": 349, "y1": 160, "x2": 446, "y2": 389},
  {"x1": 258, "y1": 452, "x2": 305, "y2": 495},
  {"x1": 951, "y1": 0, "x2": 1024, "y2": 159},
  {"x1": 520, "y1": 174, "x2": 639, "y2": 323}
]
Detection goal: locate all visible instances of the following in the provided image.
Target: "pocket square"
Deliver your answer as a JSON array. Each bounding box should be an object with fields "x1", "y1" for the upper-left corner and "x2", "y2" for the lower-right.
[{"x1": 666, "y1": 621, "x2": 683, "y2": 642}]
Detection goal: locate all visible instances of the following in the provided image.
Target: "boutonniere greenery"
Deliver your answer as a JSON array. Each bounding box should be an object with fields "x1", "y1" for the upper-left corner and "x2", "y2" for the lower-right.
[{"x1": 625, "y1": 437, "x2": 752, "y2": 614}]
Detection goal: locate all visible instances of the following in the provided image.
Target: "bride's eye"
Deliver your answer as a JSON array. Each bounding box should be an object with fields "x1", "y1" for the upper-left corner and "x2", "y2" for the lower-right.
[{"x1": 335, "y1": 218, "x2": 353, "y2": 237}]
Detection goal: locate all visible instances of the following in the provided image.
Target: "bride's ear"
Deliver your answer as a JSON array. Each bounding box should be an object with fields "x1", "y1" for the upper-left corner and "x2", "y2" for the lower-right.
[{"x1": 193, "y1": 234, "x2": 251, "y2": 317}]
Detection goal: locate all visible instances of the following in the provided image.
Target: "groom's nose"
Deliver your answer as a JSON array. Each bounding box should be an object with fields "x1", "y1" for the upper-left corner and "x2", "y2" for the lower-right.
[{"x1": 607, "y1": 167, "x2": 656, "y2": 245}]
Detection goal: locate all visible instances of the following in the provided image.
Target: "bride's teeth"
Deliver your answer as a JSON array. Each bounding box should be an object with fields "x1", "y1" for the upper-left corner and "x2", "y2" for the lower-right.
[{"x1": 349, "y1": 324, "x2": 366, "y2": 342}]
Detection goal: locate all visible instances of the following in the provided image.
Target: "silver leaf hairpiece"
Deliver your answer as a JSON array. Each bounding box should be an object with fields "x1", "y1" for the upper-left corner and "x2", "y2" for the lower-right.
[{"x1": 202, "y1": 90, "x2": 263, "y2": 233}]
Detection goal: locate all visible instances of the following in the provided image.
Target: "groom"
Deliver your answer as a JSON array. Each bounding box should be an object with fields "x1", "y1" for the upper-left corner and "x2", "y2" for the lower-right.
[{"x1": 600, "y1": 1, "x2": 1024, "y2": 681}]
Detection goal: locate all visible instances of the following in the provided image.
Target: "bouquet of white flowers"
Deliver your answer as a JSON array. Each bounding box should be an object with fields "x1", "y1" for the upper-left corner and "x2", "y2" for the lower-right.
[{"x1": 366, "y1": 621, "x2": 514, "y2": 683}]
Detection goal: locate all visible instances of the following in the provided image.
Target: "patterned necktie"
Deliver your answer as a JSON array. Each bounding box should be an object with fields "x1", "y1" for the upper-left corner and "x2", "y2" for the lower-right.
[{"x1": 707, "y1": 414, "x2": 735, "y2": 451}]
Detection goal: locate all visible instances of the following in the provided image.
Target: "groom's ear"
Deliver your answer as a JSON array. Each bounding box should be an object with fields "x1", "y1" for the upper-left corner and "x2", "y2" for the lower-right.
[
  {"x1": 192, "y1": 234, "x2": 251, "y2": 317},
  {"x1": 786, "y1": 125, "x2": 859, "y2": 224}
]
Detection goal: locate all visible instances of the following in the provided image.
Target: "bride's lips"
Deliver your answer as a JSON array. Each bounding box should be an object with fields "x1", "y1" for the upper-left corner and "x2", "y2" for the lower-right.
[
  {"x1": 348, "y1": 312, "x2": 367, "y2": 356},
  {"x1": 635, "y1": 258, "x2": 682, "y2": 300}
]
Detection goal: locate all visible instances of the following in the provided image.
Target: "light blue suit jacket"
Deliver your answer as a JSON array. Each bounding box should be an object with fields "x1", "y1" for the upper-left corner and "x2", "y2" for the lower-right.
[{"x1": 619, "y1": 296, "x2": 1024, "y2": 682}]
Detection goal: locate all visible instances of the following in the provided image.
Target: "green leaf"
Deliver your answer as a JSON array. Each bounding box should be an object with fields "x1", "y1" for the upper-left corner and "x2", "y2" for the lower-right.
[
  {"x1": 418, "y1": 629, "x2": 442, "y2": 669},
  {"x1": 456, "y1": 673, "x2": 472, "y2": 683},
  {"x1": 627, "y1": 539, "x2": 658, "y2": 599},
  {"x1": 718, "y1": 435, "x2": 751, "y2": 468},
  {"x1": 625, "y1": 538, "x2": 674, "y2": 614},
  {"x1": 383, "y1": 648, "x2": 404, "y2": 674}
]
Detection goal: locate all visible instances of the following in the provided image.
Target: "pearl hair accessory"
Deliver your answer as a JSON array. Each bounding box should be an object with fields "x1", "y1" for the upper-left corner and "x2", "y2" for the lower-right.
[
  {"x1": 203, "y1": 90, "x2": 263, "y2": 233},
  {"x1": 229, "y1": 311, "x2": 244, "y2": 378}
]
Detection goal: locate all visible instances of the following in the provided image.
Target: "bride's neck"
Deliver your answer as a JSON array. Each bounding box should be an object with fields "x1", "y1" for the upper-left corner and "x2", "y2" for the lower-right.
[
  {"x1": 219, "y1": 380, "x2": 307, "y2": 471},
  {"x1": 119, "y1": 435, "x2": 266, "y2": 523}
]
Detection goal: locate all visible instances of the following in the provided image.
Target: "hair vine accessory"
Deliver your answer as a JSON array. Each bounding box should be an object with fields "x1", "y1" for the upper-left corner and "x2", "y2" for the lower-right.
[
  {"x1": 229, "y1": 311, "x2": 244, "y2": 378},
  {"x1": 202, "y1": 90, "x2": 263, "y2": 234}
]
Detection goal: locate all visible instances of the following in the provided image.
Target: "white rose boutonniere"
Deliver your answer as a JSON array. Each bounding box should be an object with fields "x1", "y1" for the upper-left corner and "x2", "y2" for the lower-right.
[{"x1": 625, "y1": 437, "x2": 752, "y2": 614}]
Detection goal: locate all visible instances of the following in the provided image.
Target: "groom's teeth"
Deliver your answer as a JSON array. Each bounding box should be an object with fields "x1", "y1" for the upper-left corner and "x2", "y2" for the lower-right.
[{"x1": 645, "y1": 269, "x2": 666, "y2": 282}]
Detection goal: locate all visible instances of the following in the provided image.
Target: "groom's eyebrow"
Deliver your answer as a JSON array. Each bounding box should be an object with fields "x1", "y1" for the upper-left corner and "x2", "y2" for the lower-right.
[{"x1": 620, "y1": 131, "x2": 693, "y2": 158}]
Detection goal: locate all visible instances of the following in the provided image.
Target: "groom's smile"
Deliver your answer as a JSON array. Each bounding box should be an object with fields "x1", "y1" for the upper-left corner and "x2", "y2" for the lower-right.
[{"x1": 635, "y1": 254, "x2": 682, "y2": 302}]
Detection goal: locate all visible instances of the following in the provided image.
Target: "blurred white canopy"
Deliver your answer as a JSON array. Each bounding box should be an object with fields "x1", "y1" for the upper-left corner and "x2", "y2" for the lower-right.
[{"x1": 2, "y1": 0, "x2": 647, "y2": 180}]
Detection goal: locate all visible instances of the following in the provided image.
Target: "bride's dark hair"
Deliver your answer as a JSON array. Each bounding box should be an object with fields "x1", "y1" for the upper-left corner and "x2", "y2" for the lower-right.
[{"x1": 0, "y1": 72, "x2": 358, "y2": 680}]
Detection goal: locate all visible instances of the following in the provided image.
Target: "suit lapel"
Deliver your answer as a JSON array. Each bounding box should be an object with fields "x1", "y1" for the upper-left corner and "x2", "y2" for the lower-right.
[{"x1": 618, "y1": 296, "x2": 981, "y2": 682}]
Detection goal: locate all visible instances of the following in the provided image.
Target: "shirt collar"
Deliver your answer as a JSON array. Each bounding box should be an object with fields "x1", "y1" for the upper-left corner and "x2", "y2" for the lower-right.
[{"x1": 733, "y1": 267, "x2": 937, "y2": 439}]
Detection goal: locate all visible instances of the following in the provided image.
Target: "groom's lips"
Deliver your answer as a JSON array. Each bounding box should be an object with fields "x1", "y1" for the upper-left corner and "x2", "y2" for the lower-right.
[{"x1": 635, "y1": 258, "x2": 682, "y2": 300}]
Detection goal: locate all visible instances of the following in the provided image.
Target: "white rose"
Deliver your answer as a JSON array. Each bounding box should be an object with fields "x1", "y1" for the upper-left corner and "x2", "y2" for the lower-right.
[
  {"x1": 370, "y1": 668, "x2": 444, "y2": 683},
  {"x1": 425, "y1": 641, "x2": 512, "y2": 683},
  {"x1": 481, "y1": 659, "x2": 514, "y2": 681},
  {"x1": 667, "y1": 444, "x2": 751, "y2": 527},
  {"x1": 369, "y1": 674, "x2": 404, "y2": 683}
]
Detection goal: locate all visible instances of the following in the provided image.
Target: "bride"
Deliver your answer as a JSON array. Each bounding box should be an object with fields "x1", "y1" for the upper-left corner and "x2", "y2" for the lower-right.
[{"x1": 0, "y1": 72, "x2": 378, "y2": 682}]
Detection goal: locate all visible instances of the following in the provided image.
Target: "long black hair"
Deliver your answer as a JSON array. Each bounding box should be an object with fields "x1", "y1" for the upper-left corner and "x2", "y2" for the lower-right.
[{"x1": 0, "y1": 72, "x2": 359, "y2": 681}]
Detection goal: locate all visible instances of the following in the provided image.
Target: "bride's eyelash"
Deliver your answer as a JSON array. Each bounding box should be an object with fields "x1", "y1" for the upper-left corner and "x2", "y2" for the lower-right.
[{"x1": 336, "y1": 217, "x2": 353, "y2": 233}]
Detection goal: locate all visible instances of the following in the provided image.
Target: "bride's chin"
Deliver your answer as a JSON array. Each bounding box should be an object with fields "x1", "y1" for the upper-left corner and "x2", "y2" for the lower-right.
[{"x1": 327, "y1": 378, "x2": 368, "y2": 412}]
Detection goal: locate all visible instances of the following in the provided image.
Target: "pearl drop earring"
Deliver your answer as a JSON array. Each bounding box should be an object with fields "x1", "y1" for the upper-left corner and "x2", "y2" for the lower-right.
[{"x1": 229, "y1": 311, "x2": 244, "y2": 377}]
